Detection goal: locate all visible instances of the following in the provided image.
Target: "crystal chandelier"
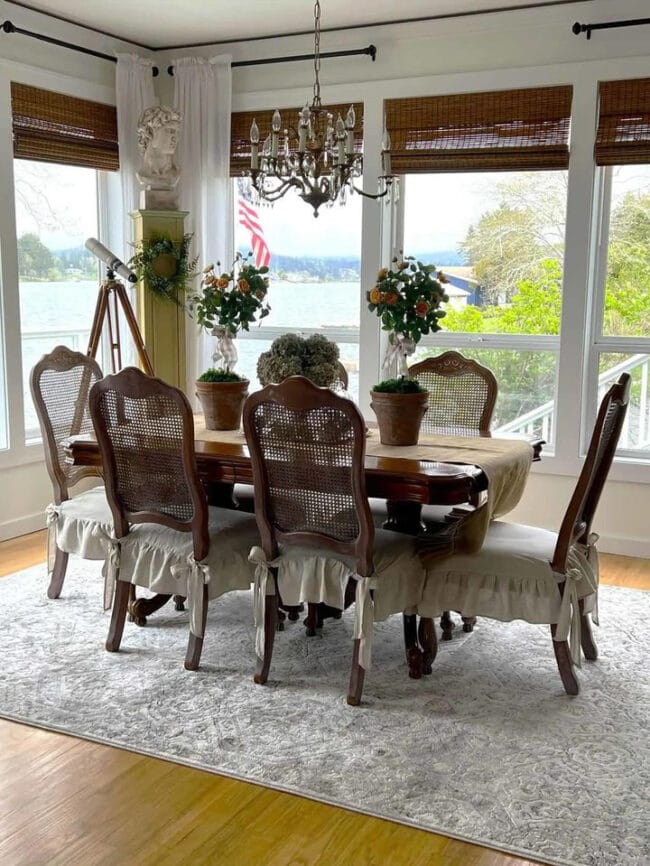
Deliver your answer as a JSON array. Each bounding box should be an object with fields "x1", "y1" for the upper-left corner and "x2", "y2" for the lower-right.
[{"x1": 246, "y1": 0, "x2": 396, "y2": 217}]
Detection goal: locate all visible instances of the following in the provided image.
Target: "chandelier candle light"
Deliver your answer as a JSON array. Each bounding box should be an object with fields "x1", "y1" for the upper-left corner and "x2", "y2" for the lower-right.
[{"x1": 246, "y1": 0, "x2": 396, "y2": 216}]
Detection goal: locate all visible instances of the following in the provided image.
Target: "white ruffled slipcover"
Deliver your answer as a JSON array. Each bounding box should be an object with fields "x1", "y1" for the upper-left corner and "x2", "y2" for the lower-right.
[
  {"x1": 105, "y1": 507, "x2": 260, "y2": 637},
  {"x1": 46, "y1": 486, "x2": 114, "y2": 571},
  {"x1": 249, "y1": 528, "x2": 427, "y2": 671},
  {"x1": 418, "y1": 521, "x2": 599, "y2": 666}
]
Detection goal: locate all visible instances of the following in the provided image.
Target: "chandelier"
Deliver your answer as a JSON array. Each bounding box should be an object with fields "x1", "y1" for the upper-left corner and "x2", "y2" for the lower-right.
[{"x1": 245, "y1": 0, "x2": 396, "y2": 217}]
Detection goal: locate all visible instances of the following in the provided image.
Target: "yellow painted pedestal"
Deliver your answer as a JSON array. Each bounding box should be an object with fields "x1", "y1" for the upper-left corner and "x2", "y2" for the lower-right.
[{"x1": 131, "y1": 209, "x2": 189, "y2": 392}]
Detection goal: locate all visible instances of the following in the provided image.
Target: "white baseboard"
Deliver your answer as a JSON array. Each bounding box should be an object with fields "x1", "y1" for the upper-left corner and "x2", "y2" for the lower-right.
[
  {"x1": 0, "y1": 511, "x2": 46, "y2": 542},
  {"x1": 596, "y1": 533, "x2": 650, "y2": 558}
]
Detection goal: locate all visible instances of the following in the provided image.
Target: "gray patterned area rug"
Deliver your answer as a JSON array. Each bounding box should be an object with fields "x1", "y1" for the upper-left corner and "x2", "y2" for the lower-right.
[{"x1": 0, "y1": 563, "x2": 648, "y2": 866}]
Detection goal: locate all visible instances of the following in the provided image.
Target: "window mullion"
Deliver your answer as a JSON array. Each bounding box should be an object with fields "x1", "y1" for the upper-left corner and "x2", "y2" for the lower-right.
[{"x1": 554, "y1": 75, "x2": 599, "y2": 462}]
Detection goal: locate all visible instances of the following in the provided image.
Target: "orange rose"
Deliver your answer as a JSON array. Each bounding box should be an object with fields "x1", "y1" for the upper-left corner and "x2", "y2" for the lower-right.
[
  {"x1": 399, "y1": 260, "x2": 409, "y2": 270},
  {"x1": 377, "y1": 267, "x2": 388, "y2": 280},
  {"x1": 383, "y1": 292, "x2": 398, "y2": 305},
  {"x1": 369, "y1": 287, "x2": 381, "y2": 304},
  {"x1": 238, "y1": 279, "x2": 250, "y2": 293},
  {"x1": 415, "y1": 300, "x2": 430, "y2": 317},
  {"x1": 217, "y1": 278, "x2": 229, "y2": 288},
  {"x1": 438, "y1": 271, "x2": 449, "y2": 284}
]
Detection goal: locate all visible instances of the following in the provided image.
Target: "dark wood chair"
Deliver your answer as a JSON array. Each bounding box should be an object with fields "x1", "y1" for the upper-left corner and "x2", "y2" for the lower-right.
[
  {"x1": 408, "y1": 350, "x2": 498, "y2": 639},
  {"x1": 30, "y1": 345, "x2": 113, "y2": 599},
  {"x1": 418, "y1": 373, "x2": 631, "y2": 694},
  {"x1": 89, "y1": 367, "x2": 259, "y2": 671},
  {"x1": 409, "y1": 350, "x2": 497, "y2": 436},
  {"x1": 243, "y1": 375, "x2": 428, "y2": 706}
]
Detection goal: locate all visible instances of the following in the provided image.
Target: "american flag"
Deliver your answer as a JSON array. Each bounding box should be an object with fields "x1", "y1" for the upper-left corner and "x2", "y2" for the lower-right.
[{"x1": 237, "y1": 186, "x2": 271, "y2": 269}]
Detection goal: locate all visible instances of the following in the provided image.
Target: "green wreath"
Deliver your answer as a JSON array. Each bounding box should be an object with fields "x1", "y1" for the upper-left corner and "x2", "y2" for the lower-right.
[{"x1": 129, "y1": 233, "x2": 198, "y2": 305}]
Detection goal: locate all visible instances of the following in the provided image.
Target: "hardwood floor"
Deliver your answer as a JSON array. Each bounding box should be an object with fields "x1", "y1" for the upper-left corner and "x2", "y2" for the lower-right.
[{"x1": 0, "y1": 531, "x2": 647, "y2": 866}]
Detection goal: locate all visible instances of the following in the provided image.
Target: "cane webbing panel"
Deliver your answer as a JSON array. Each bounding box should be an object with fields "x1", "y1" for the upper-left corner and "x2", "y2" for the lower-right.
[
  {"x1": 94, "y1": 390, "x2": 195, "y2": 522},
  {"x1": 230, "y1": 102, "x2": 364, "y2": 176},
  {"x1": 11, "y1": 82, "x2": 119, "y2": 171},
  {"x1": 595, "y1": 78, "x2": 650, "y2": 165},
  {"x1": 37, "y1": 363, "x2": 100, "y2": 487},
  {"x1": 385, "y1": 86, "x2": 573, "y2": 173},
  {"x1": 249, "y1": 401, "x2": 360, "y2": 542}
]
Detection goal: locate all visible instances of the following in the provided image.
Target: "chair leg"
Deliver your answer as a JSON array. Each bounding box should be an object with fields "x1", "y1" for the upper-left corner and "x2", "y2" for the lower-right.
[
  {"x1": 347, "y1": 638, "x2": 366, "y2": 706},
  {"x1": 418, "y1": 616, "x2": 438, "y2": 675},
  {"x1": 550, "y1": 624, "x2": 579, "y2": 695},
  {"x1": 129, "y1": 592, "x2": 172, "y2": 627},
  {"x1": 440, "y1": 610, "x2": 454, "y2": 641},
  {"x1": 106, "y1": 580, "x2": 131, "y2": 652},
  {"x1": 185, "y1": 585, "x2": 209, "y2": 672},
  {"x1": 579, "y1": 599, "x2": 598, "y2": 661},
  {"x1": 47, "y1": 547, "x2": 69, "y2": 599},
  {"x1": 403, "y1": 613, "x2": 423, "y2": 679},
  {"x1": 254, "y1": 580, "x2": 278, "y2": 685},
  {"x1": 461, "y1": 615, "x2": 477, "y2": 633},
  {"x1": 305, "y1": 602, "x2": 320, "y2": 637}
]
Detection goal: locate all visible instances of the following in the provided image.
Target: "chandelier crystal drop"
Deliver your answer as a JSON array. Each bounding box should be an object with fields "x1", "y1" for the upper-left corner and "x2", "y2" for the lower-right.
[{"x1": 245, "y1": 0, "x2": 397, "y2": 217}]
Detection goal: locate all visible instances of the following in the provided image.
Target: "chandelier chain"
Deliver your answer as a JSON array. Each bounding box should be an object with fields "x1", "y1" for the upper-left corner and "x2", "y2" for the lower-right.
[{"x1": 312, "y1": 0, "x2": 321, "y2": 107}]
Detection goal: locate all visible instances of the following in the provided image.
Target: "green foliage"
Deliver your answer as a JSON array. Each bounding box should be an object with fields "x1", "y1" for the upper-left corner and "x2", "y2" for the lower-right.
[
  {"x1": 367, "y1": 256, "x2": 449, "y2": 344},
  {"x1": 603, "y1": 191, "x2": 650, "y2": 337},
  {"x1": 256, "y1": 333, "x2": 340, "y2": 387},
  {"x1": 372, "y1": 377, "x2": 427, "y2": 394},
  {"x1": 190, "y1": 252, "x2": 270, "y2": 335},
  {"x1": 129, "y1": 233, "x2": 198, "y2": 305},
  {"x1": 197, "y1": 368, "x2": 246, "y2": 383},
  {"x1": 17, "y1": 233, "x2": 53, "y2": 278}
]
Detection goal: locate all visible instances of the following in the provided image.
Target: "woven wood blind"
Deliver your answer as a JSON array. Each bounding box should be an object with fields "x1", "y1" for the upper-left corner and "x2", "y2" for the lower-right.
[
  {"x1": 230, "y1": 102, "x2": 364, "y2": 176},
  {"x1": 11, "y1": 82, "x2": 119, "y2": 171},
  {"x1": 385, "y1": 86, "x2": 573, "y2": 173},
  {"x1": 595, "y1": 78, "x2": 650, "y2": 166}
]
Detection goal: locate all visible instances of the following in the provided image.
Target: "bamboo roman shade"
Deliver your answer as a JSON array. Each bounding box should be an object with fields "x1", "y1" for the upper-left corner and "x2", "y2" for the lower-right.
[
  {"x1": 11, "y1": 82, "x2": 119, "y2": 171},
  {"x1": 595, "y1": 78, "x2": 650, "y2": 165},
  {"x1": 385, "y1": 85, "x2": 573, "y2": 173},
  {"x1": 230, "y1": 102, "x2": 364, "y2": 176}
]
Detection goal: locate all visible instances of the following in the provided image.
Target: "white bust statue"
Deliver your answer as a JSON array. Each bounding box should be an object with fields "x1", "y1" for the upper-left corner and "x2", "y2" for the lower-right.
[{"x1": 136, "y1": 105, "x2": 182, "y2": 209}]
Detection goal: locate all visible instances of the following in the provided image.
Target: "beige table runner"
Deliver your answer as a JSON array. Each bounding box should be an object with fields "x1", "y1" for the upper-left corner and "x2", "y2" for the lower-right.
[{"x1": 194, "y1": 419, "x2": 534, "y2": 555}]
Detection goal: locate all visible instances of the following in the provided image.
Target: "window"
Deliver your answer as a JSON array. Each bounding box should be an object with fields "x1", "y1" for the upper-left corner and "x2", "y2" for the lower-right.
[
  {"x1": 591, "y1": 78, "x2": 650, "y2": 456},
  {"x1": 390, "y1": 86, "x2": 572, "y2": 443}
]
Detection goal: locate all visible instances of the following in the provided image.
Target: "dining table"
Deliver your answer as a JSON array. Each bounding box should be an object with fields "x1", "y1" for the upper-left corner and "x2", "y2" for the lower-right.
[{"x1": 64, "y1": 419, "x2": 543, "y2": 665}]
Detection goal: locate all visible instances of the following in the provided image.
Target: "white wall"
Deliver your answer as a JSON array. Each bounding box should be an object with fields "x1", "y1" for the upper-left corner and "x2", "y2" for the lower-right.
[{"x1": 1, "y1": 0, "x2": 650, "y2": 551}]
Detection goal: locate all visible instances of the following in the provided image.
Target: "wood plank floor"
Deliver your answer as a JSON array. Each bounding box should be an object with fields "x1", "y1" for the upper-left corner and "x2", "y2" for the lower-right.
[{"x1": 0, "y1": 531, "x2": 647, "y2": 866}]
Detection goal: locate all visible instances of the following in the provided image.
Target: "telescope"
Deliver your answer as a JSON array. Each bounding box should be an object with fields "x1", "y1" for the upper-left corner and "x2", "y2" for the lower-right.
[{"x1": 85, "y1": 237, "x2": 137, "y2": 283}]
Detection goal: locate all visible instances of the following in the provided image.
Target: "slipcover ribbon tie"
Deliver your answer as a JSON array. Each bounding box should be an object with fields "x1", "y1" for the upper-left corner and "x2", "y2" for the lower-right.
[
  {"x1": 170, "y1": 556, "x2": 210, "y2": 637},
  {"x1": 381, "y1": 335, "x2": 416, "y2": 379},
  {"x1": 45, "y1": 504, "x2": 60, "y2": 575},
  {"x1": 554, "y1": 534, "x2": 599, "y2": 668},
  {"x1": 352, "y1": 576, "x2": 374, "y2": 671},
  {"x1": 249, "y1": 546, "x2": 282, "y2": 660},
  {"x1": 103, "y1": 536, "x2": 121, "y2": 611}
]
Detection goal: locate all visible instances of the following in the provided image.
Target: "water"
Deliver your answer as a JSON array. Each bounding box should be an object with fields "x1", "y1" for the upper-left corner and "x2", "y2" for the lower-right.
[{"x1": 2, "y1": 279, "x2": 362, "y2": 445}]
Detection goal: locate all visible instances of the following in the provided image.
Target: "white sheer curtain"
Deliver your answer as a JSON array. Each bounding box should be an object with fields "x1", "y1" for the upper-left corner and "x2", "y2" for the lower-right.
[
  {"x1": 174, "y1": 55, "x2": 233, "y2": 390},
  {"x1": 115, "y1": 54, "x2": 157, "y2": 255}
]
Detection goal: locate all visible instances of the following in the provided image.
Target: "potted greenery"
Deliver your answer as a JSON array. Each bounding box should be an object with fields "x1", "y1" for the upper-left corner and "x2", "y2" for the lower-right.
[
  {"x1": 195, "y1": 368, "x2": 249, "y2": 431},
  {"x1": 190, "y1": 252, "x2": 270, "y2": 430},
  {"x1": 370, "y1": 377, "x2": 428, "y2": 445},
  {"x1": 256, "y1": 333, "x2": 340, "y2": 387},
  {"x1": 368, "y1": 255, "x2": 449, "y2": 378}
]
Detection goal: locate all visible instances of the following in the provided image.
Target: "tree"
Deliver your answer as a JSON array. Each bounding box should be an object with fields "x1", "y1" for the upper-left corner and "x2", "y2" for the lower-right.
[
  {"x1": 603, "y1": 191, "x2": 650, "y2": 337},
  {"x1": 17, "y1": 233, "x2": 54, "y2": 278}
]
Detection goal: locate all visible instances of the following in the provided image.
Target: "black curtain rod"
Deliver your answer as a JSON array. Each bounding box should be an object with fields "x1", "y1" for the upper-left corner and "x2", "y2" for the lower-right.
[
  {"x1": 1, "y1": 21, "x2": 160, "y2": 74},
  {"x1": 167, "y1": 45, "x2": 376, "y2": 75},
  {"x1": 572, "y1": 16, "x2": 650, "y2": 39},
  {"x1": 0, "y1": 21, "x2": 375, "y2": 76}
]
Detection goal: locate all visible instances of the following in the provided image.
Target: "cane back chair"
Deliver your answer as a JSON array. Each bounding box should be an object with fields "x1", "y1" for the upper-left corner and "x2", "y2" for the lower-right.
[
  {"x1": 89, "y1": 367, "x2": 259, "y2": 671},
  {"x1": 418, "y1": 373, "x2": 631, "y2": 695},
  {"x1": 30, "y1": 345, "x2": 113, "y2": 599},
  {"x1": 243, "y1": 375, "x2": 427, "y2": 705}
]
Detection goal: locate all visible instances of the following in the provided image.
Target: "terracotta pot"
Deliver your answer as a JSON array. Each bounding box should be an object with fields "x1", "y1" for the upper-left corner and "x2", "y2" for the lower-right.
[
  {"x1": 370, "y1": 390, "x2": 429, "y2": 446},
  {"x1": 195, "y1": 379, "x2": 249, "y2": 431}
]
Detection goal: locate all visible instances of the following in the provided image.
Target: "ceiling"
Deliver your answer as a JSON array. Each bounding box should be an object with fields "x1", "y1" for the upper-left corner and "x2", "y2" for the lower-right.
[{"x1": 10, "y1": 0, "x2": 587, "y2": 48}]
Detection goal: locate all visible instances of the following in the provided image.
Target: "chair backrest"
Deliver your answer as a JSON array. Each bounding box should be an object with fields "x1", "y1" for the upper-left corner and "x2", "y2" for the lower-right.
[
  {"x1": 552, "y1": 373, "x2": 631, "y2": 571},
  {"x1": 243, "y1": 376, "x2": 375, "y2": 576},
  {"x1": 408, "y1": 350, "x2": 498, "y2": 435},
  {"x1": 89, "y1": 367, "x2": 209, "y2": 559},
  {"x1": 30, "y1": 345, "x2": 104, "y2": 503}
]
